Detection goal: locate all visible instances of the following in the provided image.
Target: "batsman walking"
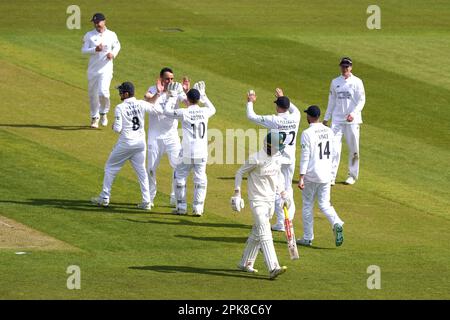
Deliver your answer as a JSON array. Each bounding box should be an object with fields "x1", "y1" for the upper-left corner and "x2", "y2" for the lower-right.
[{"x1": 232, "y1": 132, "x2": 291, "y2": 279}]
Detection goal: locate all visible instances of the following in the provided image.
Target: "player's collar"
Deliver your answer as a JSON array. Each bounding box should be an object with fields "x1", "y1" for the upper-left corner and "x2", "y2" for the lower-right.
[
  {"x1": 341, "y1": 73, "x2": 353, "y2": 80},
  {"x1": 124, "y1": 97, "x2": 136, "y2": 102},
  {"x1": 94, "y1": 27, "x2": 108, "y2": 35}
]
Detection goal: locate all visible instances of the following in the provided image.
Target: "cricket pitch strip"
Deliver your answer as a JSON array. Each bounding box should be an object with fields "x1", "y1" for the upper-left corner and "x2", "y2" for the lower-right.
[{"x1": 0, "y1": 215, "x2": 78, "y2": 251}]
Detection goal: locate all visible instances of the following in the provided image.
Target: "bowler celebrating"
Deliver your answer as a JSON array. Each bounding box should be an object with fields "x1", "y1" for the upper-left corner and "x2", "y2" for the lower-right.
[
  {"x1": 144, "y1": 68, "x2": 188, "y2": 207},
  {"x1": 323, "y1": 57, "x2": 365, "y2": 185},
  {"x1": 297, "y1": 105, "x2": 344, "y2": 247},
  {"x1": 82, "y1": 13, "x2": 121, "y2": 128},
  {"x1": 91, "y1": 82, "x2": 162, "y2": 210},
  {"x1": 163, "y1": 82, "x2": 216, "y2": 216}
]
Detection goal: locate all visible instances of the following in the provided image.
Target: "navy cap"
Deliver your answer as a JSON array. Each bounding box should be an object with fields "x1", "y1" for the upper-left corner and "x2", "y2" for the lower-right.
[
  {"x1": 116, "y1": 82, "x2": 135, "y2": 95},
  {"x1": 91, "y1": 13, "x2": 106, "y2": 23},
  {"x1": 274, "y1": 96, "x2": 290, "y2": 109},
  {"x1": 339, "y1": 57, "x2": 352, "y2": 67},
  {"x1": 304, "y1": 105, "x2": 321, "y2": 118},
  {"x1": 187, "y1": 89, "x2": 201, "y2": 102}
]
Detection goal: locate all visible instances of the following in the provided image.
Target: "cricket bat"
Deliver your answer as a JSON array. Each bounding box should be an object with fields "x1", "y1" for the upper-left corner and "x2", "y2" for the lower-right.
[{"x1": 283, "y1": 205, "x2": 299, "y2": 260}]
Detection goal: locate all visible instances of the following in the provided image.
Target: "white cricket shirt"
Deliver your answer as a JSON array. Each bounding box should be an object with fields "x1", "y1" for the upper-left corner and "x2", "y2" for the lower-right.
[
  {"x1": 299, "y1": 123, "x2": 334, "y2": 183},
  {"x1": 235, "y1": 150, "x2": 285, "y2": 202},
  {"x1": 82, "y1": 28, "x2": 121, "y2": 77},
  {"x1": 324, "y1": 73, "x2": 365, "y2": 124},
  {"x1": 147, "y1": 86, "x2": 187, "y2": 141},
  {"x1": 246, "y1": 102, "x2": 300, "y2": 164},
  {"x1": 113, "y1": 97, "x2": 161, "y2": 144},
  {"x1": 163, "y1": 96, "x2": 216, "y2": 159}
]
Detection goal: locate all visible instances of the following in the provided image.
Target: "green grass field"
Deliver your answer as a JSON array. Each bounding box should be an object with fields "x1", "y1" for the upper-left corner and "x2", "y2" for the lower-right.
[{"x1": 0, "y1": 0, "x2": 449, "y2": 299}]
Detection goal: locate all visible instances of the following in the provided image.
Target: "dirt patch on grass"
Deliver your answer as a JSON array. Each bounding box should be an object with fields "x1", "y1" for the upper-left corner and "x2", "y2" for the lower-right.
[{"x1": 0, "y1": 215, "x2": 78, "y2": 251}]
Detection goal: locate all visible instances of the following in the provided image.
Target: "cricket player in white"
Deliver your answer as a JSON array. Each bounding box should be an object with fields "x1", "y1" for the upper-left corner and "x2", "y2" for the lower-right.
[
  {"x1": 297, "y1": 105, "x2": 344, "y2": 247},
  {"x1": 232, "y1": 132, "x2": 290, "y2": 279},
  {"x1": 91, "y1": 82, "x2": 162, "y2": 210},
  {"x1": 81, "y1": 13, "x2": 121, "y2": 128},
  {"x1": 246, "y1": 89, "x2": 300, "y2": 232},
  {"x1": 163, "y1": 82, "x2": 215, "y2": 216},
  {"x1": 144, "y1": 68, "x2": 189, "y2": 207},
  {"x1": 323, "y1": 57, "x2": 366, "y2": 185}
]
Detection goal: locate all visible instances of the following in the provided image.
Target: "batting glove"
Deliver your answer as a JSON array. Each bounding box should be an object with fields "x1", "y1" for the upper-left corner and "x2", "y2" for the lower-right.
[
  {"x1": 230, "y1": 196, "x2": 245, "y2": 212},
  {"x1": 280, "y1": 192, "x2": 291, "y2": 209}
]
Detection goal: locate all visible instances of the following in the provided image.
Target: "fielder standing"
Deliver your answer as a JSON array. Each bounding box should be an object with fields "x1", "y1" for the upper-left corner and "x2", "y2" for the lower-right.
[
  {"x1": 232, "y1": 132, "x2": 290, "y2": 279},
  {"x1": 297, "y1": 105, "x2": 344, "y2": 247},
  {"x1": 323, "y1": 57, "x2": 366, "y2": 185},
  {"x1": 82, "y1": 13, "x2": 121, "y2": 128},
  {"x1": 144, "y1": 67, "x2": 189, "y2": 208},
  {"x1": 163, "y1": 82, "x2": 216, "y2": 216},
  {"x1": 246, "y1": 89, "x2": 300, "y2": 232},
  {"x1": 91, "y1": 82, "x2": 162, "y2": 210}
]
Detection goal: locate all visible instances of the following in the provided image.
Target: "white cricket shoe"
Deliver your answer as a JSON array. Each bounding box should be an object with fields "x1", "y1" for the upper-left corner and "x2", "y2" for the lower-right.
[
  {"x1": 100, "y1": 114, "x2": 108, "y2": 127},
  {"x1": 169, "y1": 195, "x2": 177, "y2": 207},
  {"x1": 193, "y1": 208, "x2": 203, "y2": 217},
  {"x1": 137, "y1": 202, "x2": 153, "y2": 211},
  {"x1": 271, "y1": 223, "x2": 285, "y2": 232},
  {"x1": 296, "y1": 238, "x2": 312, "y2": 247},
  {"x1": 237, "y1": 264, "x2": 258, "y2": 274},
  {"x1": 90, "y1": 117, "x2": 99, "y2": 128},
  {"x1": 269, "y1": 266, "x2": 287, "y2": 280},
  {"x1": 173, "y1": 207, "x2": 187, "y2": 215},
  {"x1": 91, "y1": 196, "x2": 109, "y2": 207},
  {"x1": 344, "y1": 176, "x2": 356, "y2": 185},
  {"x1": 331, "y1": 179, "x2": 336, "y2": 186}
]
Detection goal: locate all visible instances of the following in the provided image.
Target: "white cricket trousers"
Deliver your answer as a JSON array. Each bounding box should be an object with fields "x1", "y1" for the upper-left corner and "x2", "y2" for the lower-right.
[
  {"x1": 301, "y1": 181, "x2": 344, "y2": 241},
  {"x1": 174, "y1": 158, "x2": 207, "y2": 212},
  {"x1": 147, "y1": 137, "x2": 181, "y2": 202},
  {"x1": 88, "y1": 72, "x2": 112, "y2": 119},
  {"x1": 100, "y1": 140, "x2": 151, "y2": 203},
  {"x1": 274, "y1": 162, "x2": 296, "y2": 226},
  {"x1": 331, "y1": 123, "x2": 360, "y2": 180},
  {"x1": 240, "y1": 201, "x2": 281, "y2": 273}
]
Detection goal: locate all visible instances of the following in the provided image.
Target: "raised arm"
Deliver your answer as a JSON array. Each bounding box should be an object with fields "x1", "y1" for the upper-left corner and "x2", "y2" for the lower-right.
[
  {"x1": 246, "y1": 91, "x2": 277, "y2": 129},
  {"x1": 203, "y1": 96, "x2": 216, "y2": 118},
  {"x1": 162, "y1": 96, "x2": 184, "y2": 119},
  {"x1": 141, "y1": 100, "x2": 163, "y2": 115}
]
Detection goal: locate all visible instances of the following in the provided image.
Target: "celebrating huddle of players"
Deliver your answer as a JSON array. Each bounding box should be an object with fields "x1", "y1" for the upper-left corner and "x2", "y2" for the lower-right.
[{"x1": 82, "y1": 13, "x2": 366, "y2": 280}]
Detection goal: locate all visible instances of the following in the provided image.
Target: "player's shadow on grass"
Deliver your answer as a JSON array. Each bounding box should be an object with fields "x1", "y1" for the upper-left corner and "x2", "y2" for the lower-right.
[
  {"x1": 0, "y1": 199, "x2": 172, "y2": 215},
  {"x1": 304, "y1": 245, "x2": 335, "y2": 250},
  {"x1": 129, "y1": 265, "x2": 261, "y2": 280},
  {"x1": 175, "y1": 234, "x2": 286, "y2": 245},
  {"x1": 124, "y1": 217, "x2": 250, "y2": 230},
  {"x1": 217, "y1": 177, "x2": 247, "y2": 181},
  {"x1": 0, "y1": 124, "x2": 92, "y2": 131}
]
